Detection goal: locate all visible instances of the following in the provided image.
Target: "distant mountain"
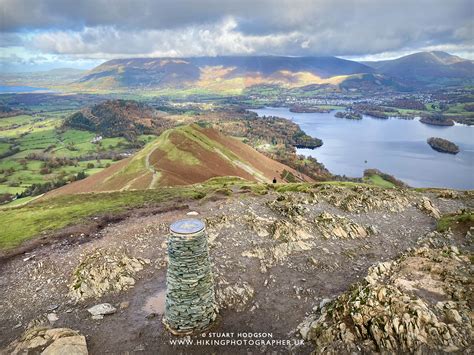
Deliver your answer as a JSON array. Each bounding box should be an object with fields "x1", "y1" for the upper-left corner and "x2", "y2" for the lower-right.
[
  {"x1": 63, "y1": 100, "x2": 174, "y2": 141},
  {"x1": 77, "y1": 56, "x2": 377, "y2": 92},
  {"x1": 362, "y1": 51, "x2": 474, "y2": 86},
  {"x1": 75, "y1": 52, "x2": 472, "y2": 93},
  {"x1": 45, "y1": 124, "x2": 311, "y2": 197}
]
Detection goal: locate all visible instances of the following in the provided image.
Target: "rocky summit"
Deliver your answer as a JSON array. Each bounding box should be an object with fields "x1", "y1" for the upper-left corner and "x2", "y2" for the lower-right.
[
  {"x1": 0, "y1": 183, "x2": 472, "y2": 354},
  {"x1": 298, "y1": 245, "x2": 472, "y2": 353},
  {"x1": 70, "y1": 249, "x2": 150, "y2": 300}
]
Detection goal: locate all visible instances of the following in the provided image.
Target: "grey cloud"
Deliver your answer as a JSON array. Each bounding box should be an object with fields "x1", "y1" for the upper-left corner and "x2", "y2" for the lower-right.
[{"x1": 0, "y1": 0, "x2": 472, "y2": 60}]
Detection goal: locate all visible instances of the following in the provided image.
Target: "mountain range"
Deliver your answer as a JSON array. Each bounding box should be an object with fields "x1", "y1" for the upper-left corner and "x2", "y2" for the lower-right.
[{"x1": 75, "y1": 51, "x2": 473, "y2": 92}]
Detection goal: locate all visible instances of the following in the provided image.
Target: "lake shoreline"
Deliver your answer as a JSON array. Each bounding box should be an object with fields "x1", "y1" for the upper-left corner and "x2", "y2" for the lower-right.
[{"x1": 251, "y1": 107, "x2": 474, "y2": 190}]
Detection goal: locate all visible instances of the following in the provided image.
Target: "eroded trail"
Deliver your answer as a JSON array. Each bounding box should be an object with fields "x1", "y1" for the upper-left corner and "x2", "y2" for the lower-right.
[
  {"x1": 1, "y1": 186, "x2": 472, "y2": 354},
  {"x1": 146, "y1": 146, "x2": 160, "y2": 189}
]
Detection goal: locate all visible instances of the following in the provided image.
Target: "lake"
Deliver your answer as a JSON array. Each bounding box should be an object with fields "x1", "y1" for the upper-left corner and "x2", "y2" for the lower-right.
[
  {"x1": 251, "y1": 107, "x2": 474, "y2": 190},
  {"x1": 0, "y1": 86, "x2": 53, "y2": 93}
]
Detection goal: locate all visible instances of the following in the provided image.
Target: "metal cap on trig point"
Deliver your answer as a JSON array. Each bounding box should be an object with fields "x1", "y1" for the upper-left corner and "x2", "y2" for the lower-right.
[{"x1": 169, "y1": 218, "x2": 205, "y2": 236}]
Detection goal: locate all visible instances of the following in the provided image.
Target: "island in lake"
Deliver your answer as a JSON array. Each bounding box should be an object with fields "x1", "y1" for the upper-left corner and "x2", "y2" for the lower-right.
[
  {"x1": 335, "y1": 111, "x2": 362, "y2": 120},
  {"x1": 427, "y1": 137, "x2": 460, "y2": 154}
]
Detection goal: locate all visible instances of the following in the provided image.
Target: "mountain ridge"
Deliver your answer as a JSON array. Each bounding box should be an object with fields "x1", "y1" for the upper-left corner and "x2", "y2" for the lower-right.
[
  {"x1": 362, "y1": 51, "x2": 473, "y2": 86},
  {"x1": 44, "y1": 124, "x2": 312, "y2": 198},
  {"x1": 74, "y1": 51, "x2": 472, "y2": 92}
]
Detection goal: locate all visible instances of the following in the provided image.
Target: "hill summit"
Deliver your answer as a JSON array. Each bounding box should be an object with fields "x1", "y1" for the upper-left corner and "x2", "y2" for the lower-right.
[
  {"x1": 64, "y1": 100, "x2": 174, "y2": 141},
  {"x1": 363, "y1": 51, "x2": 474, "y2": 86},
  {"x1": 45, "y1": 124, "x2": 311, "y2": 197}
]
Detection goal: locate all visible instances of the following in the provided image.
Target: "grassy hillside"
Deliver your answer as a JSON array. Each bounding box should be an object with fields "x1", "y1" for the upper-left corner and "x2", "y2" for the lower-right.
[
  {"x1": 0, "y1": 178, "x2": 387, "y2": 250},
  {"x1": 44, "y1": 124, "x2": 312, "y2": 197},
  {"x1": 0, "y1": 177, "x2": 243, "y2": 249}
]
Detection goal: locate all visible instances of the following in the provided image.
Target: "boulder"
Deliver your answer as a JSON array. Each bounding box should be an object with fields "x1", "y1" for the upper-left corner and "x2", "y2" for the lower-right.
[
  {"x1": 419, "y1": 197, "x2": 441, "y2": 219},
  {"x1": 87, "y1": 303, "x2": 117, "y2": 317},
  {"x1": 41, "y1": 335, "x2": 88, "y2": 355},
  {"x1": 6, "y1": 327, "x2": 88, "y2": 355}
]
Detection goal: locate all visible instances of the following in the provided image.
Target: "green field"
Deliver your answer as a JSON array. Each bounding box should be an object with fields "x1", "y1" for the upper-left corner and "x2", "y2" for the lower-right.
[
  {"x1": 363, "y1": 174, "x2": 396, "y2": 188},
  {"x1": 0, "y1": 113, "x2": 157, "y2": 195}
]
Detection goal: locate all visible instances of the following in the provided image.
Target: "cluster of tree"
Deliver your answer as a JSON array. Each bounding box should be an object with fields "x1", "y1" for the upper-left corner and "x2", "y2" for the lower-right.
[
  {"x1": 387, "y1": 99, "x2": 425, "y2": 110},
  {"x1": 292, "y1": 130, "x2": 323, "y2": 149},
  {"x1": 63, "y1": 99, "x2": 176, "y2": 142},
  {"x1": 464, "y1": 104, "x2": 474, "y2": 112},
  {"x1": 0, "y1": 167, "x2": 16, "y2": 177},
  {"x1": 0, "y1": 146, "x2": 20, "y2": 159},
  {"x1": 289, "y1": 106, "x2": 331, "y2": 113},
  {"x1": 222, "y1": 115, "x2": 323, "y2": 149},
  {"x1": 351, "y1": 105, "x2": 389, "y2": 119},
  {"x1": 0, "y1": 105, "x2": 26, "y2": 118},
  {"x1": 265, "y1": 145, "x2": 331, "y2": 181},
  {"x1": 419, "y1": 113, "x2": 454, "y2": 126},
  {"x1": 27, "y1": 153, "x2": 79, "y2": 173},
  {"x1": 335, "y1": 111, "x2": 362, "y2": 120}
]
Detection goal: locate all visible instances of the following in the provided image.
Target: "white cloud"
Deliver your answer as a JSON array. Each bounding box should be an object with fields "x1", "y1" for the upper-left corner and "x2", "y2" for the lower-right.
[{"x1": 26, "y1": 18, "x2": 305, "y2": 58}]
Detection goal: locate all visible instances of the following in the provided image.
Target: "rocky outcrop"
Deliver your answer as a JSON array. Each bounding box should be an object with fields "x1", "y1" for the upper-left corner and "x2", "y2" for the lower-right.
[
  {"x1": 242, "y1": 192, "x2": 377, "y2": 272},
  {"x1": 243, "y1": 239, "x2": 313, "y2": 273},
  {"x1": 266, "y1": 194, "x2": 308, "y2": 219},
  {"x1": 6, "y1": 327, "x2": 88, "y2": 355},
  {"x1": 315, "y1": 212, "x2": 375, "y2": 239},
  {"x1": 419, "y1": 196, "x2": 441, "y2": 219},
  {"x1": 298, "y1": 246, "x2": 472, "y2": 353},
  {"x1": 70, "y1": 249, "x2": 149, "y2": 300},
  {"x1": 436, "y1": 189, "x2": 461, "y2": 199},
  {"x1": 216, "y1": 281, "x2": 255, "y2": 312},
  {"x1": 314, "y1": 185, "x2": 412, "y2": 213}
]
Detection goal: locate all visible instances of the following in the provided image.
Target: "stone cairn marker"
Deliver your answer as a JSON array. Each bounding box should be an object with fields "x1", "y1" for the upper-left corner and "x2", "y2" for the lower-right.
[{"x1": 163, "y1": 219, "x2": 219, "y2": 335}]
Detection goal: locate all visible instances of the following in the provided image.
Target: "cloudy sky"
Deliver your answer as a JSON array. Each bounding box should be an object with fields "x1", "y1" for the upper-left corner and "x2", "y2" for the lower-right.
[{"x1": 0, "y1": 0, "x2": 472, "y2": 72}]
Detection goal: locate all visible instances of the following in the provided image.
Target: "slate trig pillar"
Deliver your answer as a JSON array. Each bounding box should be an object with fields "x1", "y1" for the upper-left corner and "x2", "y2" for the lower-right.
[{"x1": 163, "y1": 219, "x2": 218, "y2": 335}]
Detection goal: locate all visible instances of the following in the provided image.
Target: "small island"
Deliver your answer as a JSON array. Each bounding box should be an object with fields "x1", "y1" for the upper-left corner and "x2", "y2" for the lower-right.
[
  {"x1": 427, "y1": 137, "x2": 460, "y2": 154},
  {"x1": 335, "y1": 111, "x2": 362, "y2": 120}
]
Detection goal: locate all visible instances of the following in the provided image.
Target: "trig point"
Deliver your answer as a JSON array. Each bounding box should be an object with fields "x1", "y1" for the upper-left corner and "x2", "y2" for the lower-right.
[{"x1": 163, "y1": 219, "x2": 218, "y2": 335}]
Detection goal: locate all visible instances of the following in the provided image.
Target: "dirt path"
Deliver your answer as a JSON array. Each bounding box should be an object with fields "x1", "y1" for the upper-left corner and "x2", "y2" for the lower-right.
[
  {"x1": 146, "y1": 145, "x2": 160, "y2": 189},
  {"x1": 0, "y1": 187, "x2": 472, "y2": 354}
]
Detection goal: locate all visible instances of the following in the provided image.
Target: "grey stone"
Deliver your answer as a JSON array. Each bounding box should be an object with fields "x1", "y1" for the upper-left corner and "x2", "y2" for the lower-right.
[{"x1": 87, "y1": 303, "x2": 116, "y2": 317}]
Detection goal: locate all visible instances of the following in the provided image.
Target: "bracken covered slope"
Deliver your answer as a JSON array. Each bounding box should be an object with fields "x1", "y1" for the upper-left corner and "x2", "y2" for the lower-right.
[{"x1": 44, "y1": 124, "x2": 311, "y2": 197}]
